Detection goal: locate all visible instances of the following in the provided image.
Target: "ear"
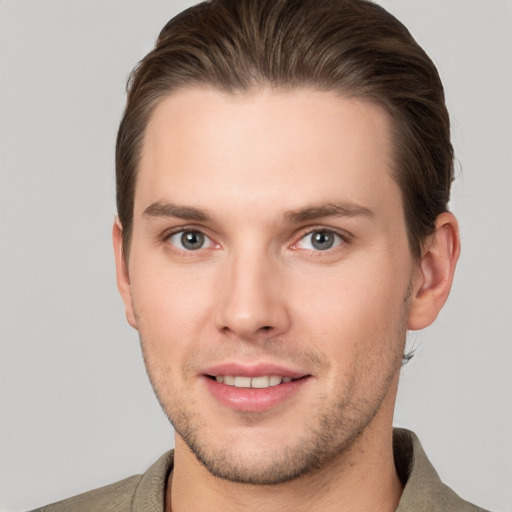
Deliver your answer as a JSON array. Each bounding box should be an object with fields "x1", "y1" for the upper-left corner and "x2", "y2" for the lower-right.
[
  {"x1": 407, "y1": 212, "x2": 460, "y2": 331},
  {"x1": 113, "y1": 218, "x2": 138, "y2": 329}
]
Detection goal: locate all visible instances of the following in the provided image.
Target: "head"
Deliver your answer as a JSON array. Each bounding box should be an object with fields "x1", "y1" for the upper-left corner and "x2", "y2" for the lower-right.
[{"x1": 113, "y1": 0, "x2": 459, "y2": 487}]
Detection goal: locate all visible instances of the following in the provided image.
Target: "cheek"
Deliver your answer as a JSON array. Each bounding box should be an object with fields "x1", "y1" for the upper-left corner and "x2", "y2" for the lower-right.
[
  {"x1": 292, "y1": 256, "x2": 410, "y2": 356},
  {"x1": 130, "y1": 268, "x2": 215, "y2": 400},
  {"x1": 129, "y1": 260, "x2": 216, "y2": 351}
]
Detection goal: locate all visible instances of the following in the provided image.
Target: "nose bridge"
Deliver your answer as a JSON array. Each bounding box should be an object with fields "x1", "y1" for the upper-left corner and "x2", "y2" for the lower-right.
[{"x1": 215, "y1": 241, "x2": 289, "y2": 340}]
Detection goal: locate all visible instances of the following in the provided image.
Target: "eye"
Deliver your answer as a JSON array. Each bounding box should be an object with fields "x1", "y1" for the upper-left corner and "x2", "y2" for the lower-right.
[
  {"x1": 297, "y1": 230, "x2": 344, "y2": 251},
  {"x1": 167, "y1": 230, "x2": 214, "y2": 251}
]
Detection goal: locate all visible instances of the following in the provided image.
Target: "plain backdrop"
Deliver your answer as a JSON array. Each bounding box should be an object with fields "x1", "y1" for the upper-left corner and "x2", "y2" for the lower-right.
[{"x1": 1, "y1": 1, "x2": 511, "y2": 511}]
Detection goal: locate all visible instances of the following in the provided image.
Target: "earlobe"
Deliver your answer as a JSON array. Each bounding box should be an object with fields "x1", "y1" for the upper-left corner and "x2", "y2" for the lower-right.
[
  {"x1": 407, "y1": 212, "x2": 461, "y2": 331},
  {"x1": 112, "y1": 219, "x2": 138, "y2": 329}
]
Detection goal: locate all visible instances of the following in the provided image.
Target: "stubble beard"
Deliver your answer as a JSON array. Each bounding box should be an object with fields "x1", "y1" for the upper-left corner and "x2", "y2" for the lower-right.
[
  {"x1": 142, "y1": 344, "x2": 406, "y2": 485},
  {"x1": 169, "y1": 390, "x2": 384, "y2": 485},
  {"x1": 139, "y1": 289, "x2": 411, "y2": 486}
]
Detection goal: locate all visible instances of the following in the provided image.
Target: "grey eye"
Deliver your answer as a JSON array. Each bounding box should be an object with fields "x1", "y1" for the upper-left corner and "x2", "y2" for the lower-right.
[
  {"x1": 181, "y1": 231, "x2": 204, "y2": 250},
  {"x1": 169, "y1": 230, "x2": 211, "y2": 251},
  {"x1": 300, "y1": 230, "x2": 342, "y2": 251},
  {"x1": 311, "y1": 231, "x2": 335, "y2": 250}
]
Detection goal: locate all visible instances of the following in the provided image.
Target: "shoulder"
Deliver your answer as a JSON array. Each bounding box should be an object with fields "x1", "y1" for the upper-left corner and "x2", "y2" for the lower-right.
[
  {"x1": 29, "y1": 474, "x2": 143, "y2": 512},
  {"x1": 394, "y1": 429, "x2": 490, "y2": 512},
  {"x1": 29, "y1": 451, "x2": 174, "y2": 512}
]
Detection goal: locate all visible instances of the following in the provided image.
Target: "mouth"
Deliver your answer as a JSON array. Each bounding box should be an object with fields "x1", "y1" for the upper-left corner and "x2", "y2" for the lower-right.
[
  {"x1": 207, "y1": 375, "x2": 300, "y2": 388},
  {"x1": 202, "y1": 367, "x2": 311, "y2": 412}
]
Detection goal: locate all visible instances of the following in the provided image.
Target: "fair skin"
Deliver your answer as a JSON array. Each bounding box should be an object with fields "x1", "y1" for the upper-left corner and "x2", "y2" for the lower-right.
[{"x1": 113, "y1": 87, "x2": 459, "y2": 512}]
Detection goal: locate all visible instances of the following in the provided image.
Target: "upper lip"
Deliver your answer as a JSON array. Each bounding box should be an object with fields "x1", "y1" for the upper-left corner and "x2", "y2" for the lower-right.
[{"x1": 202, "y1": 362, "x2": 308, "y2": 379}]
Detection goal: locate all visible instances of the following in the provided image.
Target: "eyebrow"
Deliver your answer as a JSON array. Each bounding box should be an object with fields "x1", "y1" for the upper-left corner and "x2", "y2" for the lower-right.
[
  {"x1": 284, "y1": 202, "x2": 374, "y2": 223},
  {"x1": 142, "y1": 200, "x2": 373, "y2": 224},
  {"x1": 143, "y1": 202, "x2": 211, "y2": 222}
]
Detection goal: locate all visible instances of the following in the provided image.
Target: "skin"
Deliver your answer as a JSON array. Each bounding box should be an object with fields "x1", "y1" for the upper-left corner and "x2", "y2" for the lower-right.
[{"x1": 113, "y1": 87, "x2": 459, "y2": 512}]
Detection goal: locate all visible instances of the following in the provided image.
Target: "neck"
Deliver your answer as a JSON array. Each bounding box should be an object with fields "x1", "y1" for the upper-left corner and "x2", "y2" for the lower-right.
[{"x1": 167, "y1": 406, "x2": 402, "y2": 512}]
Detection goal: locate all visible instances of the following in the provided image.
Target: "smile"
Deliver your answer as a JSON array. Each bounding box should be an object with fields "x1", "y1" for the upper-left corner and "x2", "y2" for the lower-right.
[
  {"x1": 213, "y1": 375, "x2": 294, "y2": 388},
  {"x1": 204, "y1": 372, "x2": 310, "y2": 412}
]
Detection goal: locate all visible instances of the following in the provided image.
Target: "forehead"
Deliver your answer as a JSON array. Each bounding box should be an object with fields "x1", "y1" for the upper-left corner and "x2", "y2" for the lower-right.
[{"x1": 137, "y1": 87, "x2": 400, "y2": 221}]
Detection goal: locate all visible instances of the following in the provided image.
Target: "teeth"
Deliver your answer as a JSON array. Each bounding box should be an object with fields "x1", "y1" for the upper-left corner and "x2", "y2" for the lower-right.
[
  {"x1": 214, "y1": 375, "x2": 295, "y2": 389},
  {"x1": 234, "y1": 376, "x2": 251, "y2": 388},
  {"x1": 269, "y1": 376, "x2": 282, "y2": 386},
  {"x1": 251, "y1": 376, "x2": 270, "y2": 388}
]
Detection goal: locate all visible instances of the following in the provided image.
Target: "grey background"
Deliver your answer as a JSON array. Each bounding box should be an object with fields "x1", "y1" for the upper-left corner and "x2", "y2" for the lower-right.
[{"x1": 1, "y1": 1, "x2": 510, "y2": 511}]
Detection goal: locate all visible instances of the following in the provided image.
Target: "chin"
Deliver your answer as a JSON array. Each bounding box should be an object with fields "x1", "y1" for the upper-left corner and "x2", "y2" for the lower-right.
[{"x1": 170, "y1": 406, "x2": 371, "y2": 485}]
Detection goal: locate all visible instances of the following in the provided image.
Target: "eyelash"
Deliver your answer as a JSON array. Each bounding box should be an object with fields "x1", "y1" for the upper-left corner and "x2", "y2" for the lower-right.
[
  {"x1": 291, "y1": 228, "x2": 349, "y2": 253},
  {"x1": 163, "y1": 227, "x2": 217, "y2": 252},
  {"x1": 162, "y1": 226, "x2": 350, "y2": 255}
]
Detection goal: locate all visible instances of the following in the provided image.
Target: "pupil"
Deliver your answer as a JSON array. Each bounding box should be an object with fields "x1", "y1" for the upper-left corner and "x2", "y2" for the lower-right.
[
  {"x1": 181, "y1": 231, "x2": 204, "y2": 250},
  {"x1": 312, "y1": 231, "x2": 334, "y2": 250}
]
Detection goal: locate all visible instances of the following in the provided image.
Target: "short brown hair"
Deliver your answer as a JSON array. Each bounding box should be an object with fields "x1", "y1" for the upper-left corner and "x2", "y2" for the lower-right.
[{"x1": 116, "y1": 0, "x2": 453, "y2": 260}]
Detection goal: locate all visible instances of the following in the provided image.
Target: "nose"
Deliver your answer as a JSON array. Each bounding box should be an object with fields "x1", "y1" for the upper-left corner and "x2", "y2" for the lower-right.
[{"x1": 214, "y1": 250, "x2": 291, "y2": 341}]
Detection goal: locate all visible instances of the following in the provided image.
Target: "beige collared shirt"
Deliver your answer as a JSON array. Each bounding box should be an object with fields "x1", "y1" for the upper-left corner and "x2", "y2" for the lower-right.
[{"x1": 33, "y1": 429, "x2": 489, "y2": 512}]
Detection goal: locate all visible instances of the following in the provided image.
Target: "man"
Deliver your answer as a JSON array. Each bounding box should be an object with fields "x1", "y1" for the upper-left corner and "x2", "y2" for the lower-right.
[{"x1": 33, "y1": 0, "x2": 488, "y2": 510}]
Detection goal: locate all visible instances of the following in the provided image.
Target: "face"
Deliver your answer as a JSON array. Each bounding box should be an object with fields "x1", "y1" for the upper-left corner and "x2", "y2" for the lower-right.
[{"x1": 117, "y1": 87, "x2": 419, "y2": 484}]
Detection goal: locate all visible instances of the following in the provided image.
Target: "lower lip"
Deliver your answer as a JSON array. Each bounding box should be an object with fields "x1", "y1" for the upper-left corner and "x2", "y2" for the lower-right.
[{"x1": 203, "y1": 376, "x2": 309, "y2": 412}]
